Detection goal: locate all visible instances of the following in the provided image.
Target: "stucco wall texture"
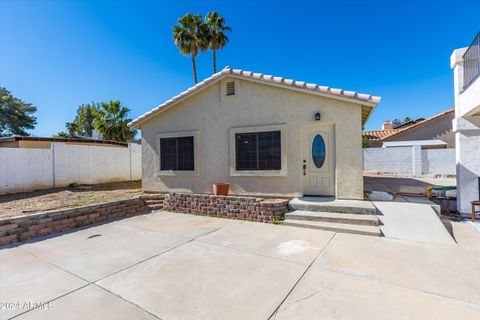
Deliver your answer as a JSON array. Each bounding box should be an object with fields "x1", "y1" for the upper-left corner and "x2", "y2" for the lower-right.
[{"x1": 140, "y1": 78, "x2": 365, "y2": 199}]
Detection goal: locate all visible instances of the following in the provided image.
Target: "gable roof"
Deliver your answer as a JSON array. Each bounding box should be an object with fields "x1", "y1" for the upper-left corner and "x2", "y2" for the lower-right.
[
  {"x1": 363, "y1": 108, "x2": 454, "y2": 142},
  {"x1": 128, "y1": 66, "x2": 381, "y2": 129}
]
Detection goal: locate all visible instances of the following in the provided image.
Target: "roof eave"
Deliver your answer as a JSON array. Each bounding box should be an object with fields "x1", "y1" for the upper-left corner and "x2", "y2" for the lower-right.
[{"x1": 129, "y1": 67, "x2": 382, "y2": 128}]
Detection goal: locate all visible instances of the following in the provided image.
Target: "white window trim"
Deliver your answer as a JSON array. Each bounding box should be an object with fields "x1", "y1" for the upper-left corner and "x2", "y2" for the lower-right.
[
  {"x1": 229, "y1": 124, "x2": 287, "y2": 177},
  {"x1": 155, "y1": 129, "x2": 200, "y2": 176}
]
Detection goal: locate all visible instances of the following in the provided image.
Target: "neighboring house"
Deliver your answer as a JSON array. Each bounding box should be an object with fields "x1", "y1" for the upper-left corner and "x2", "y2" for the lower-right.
[
  {"x1": 0, "y1": 136, "x2": 129, "y2": 148},
  {"x1": 129, "y1": 67, "x2": 381, "y2": 199},
  {"x1": 363, "y1": 108, "x2": 455, "y2": 148},
  {"x1": 451, "y1": 32, "x2": 480, "y2": 213}
]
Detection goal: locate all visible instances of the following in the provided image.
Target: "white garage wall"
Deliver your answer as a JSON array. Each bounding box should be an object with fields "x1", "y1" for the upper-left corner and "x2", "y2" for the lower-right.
[
  {"x1": 364, "y1": 147, "x2": 455, "y2": 177},
  {"x1": 0, "y1": 142, "x2": 141, "y2": 194}
]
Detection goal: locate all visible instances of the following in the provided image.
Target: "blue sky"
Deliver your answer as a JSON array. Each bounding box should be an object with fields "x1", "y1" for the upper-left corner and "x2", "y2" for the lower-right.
[{"x1": 1, "y1": 0, "x2": 479, "y2": 136}]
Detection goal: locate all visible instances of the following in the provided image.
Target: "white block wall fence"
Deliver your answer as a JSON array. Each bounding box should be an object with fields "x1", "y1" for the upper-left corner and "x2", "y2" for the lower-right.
[
  {"x1": 363, "y1": 147, "x2": 455, "y2": 177},
  {"x1": 0, "y1": 143, "x2": 141, "y2": 194}
]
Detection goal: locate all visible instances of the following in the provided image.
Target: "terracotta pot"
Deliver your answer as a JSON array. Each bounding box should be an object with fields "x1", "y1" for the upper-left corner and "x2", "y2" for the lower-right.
[{"x1": 213, "y1": 183, "x2": 230, "y2": 196}]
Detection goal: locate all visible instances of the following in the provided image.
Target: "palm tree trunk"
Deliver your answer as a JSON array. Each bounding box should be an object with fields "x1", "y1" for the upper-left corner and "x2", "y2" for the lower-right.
[
  {"x1": 213, "y1": 48, "x2": 217, "y2": 73},
  {"x1": 192, "y1": 54, "x2": 198, "y2": 84}
]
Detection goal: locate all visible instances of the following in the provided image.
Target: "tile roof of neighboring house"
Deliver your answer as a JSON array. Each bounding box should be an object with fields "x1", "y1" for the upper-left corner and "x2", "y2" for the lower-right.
[
  {"x1": 128, "y1": 66, "x2": 381, "y2": 128},
  {"x1": 362, "y1": 129, "x2": 400, "y2": 141},
  {"x1": 363, "y1": 108, "x2": 455, "y2": 142}
]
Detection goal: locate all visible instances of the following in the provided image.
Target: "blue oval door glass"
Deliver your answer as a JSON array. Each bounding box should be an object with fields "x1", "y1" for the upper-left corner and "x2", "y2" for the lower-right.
[{"x1": 312, "y1": 135, "x2": 326, "y2": 168}]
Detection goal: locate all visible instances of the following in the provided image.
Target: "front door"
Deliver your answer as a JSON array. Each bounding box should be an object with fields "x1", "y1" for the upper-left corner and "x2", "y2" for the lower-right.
[{"x1": 302, "y1": 125, "x2": 335, "y2": 196}]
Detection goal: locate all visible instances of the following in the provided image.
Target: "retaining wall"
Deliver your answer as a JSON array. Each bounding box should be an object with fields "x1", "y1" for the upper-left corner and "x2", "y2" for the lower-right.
[
  {"x1": 166, "y1": 193, "x2": 289, "y2": 223},
  {"x1": 0, "y1": 195, "x2": 164, "y2": 246},
  {"x1": 0, "y1": 193, "x2": 290, "y2": 246}
]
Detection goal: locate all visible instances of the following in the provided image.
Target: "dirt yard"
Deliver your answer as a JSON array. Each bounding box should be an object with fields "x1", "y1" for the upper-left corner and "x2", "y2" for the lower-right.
[{"x1": 0, "y1": 181, "x2": 144, "y2": 218}]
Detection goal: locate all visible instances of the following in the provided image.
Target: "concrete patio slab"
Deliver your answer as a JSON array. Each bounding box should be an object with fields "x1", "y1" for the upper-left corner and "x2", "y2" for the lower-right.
[
  {"x1": 97, "y1": 240, "x2": 308, "y2": 320},
  {"x1": 314, "y1": 233, "x2": 480, "y2": 305},
  {"x1": 274, "y1": 268, "x2": 480, "y2": 320},
  {"x1": 374, "y1": 201, "x2": 456, "y2": 245},
  {"x1": 19, "y1": 214, "x2": 197, "y2": 281},
  {"x1": 15, "y1": 284, "x2": 157, "y2": 320},
  {"x1": 199, "y1": 222, "x2": 334, "y2": 265},
  {"x1": 115, "y1": 211, "x2": 237, "y2": 239},
  {"x1": 0, "y1": 247, "x2": 87, "y2": 319},
  {"x1": 3, "y1": 211, "x2": 480, "y2": 319}
]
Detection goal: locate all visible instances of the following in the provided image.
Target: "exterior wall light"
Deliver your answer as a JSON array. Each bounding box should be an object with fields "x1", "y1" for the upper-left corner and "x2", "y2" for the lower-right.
[{"x1": 315, "y1": 112, "x2": 321, "y2": 121}]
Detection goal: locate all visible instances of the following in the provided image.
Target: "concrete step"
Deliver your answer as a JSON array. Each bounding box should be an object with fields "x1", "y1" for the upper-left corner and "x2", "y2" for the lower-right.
[
  {"x1": 284, "y1": 219, "x2": 382, "y2": 237},
  {"x1": 286, "y1": 210, "x2": 380, "y2": 226},
  {"x1": 145, "y1": 200, "x2": 164, "y2": 205},
  {"x1": 146, "y1": 204, "x2": 164, "y2": 210},
  {"x1": 289, "y1": 197, "x2": 377, "y2": 215},
  {"x1": 141, "y1": 195, "x2": 165, "y2": 201}
]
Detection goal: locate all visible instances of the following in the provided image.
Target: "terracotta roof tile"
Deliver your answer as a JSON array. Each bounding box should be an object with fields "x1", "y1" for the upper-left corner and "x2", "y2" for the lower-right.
[{"x1": 363, "y1": 129, "x2": 400, "y2": 141}]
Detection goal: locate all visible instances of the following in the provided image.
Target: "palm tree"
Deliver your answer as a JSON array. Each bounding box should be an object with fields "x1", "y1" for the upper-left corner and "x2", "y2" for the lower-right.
[
  {"x1": 65, "y1": 122, "x2": 78, "y2": 137},
  {"x1": 54, "y1": 131, "x2": 69, "y2": 138},
  {"x1": 93, "y1": 100, "x2": 136, "y2": 142},
  {"x1": 173, "y1": 13, "x2": 208, "y2": 84},
  {"x1": 205, "y1": 12, "x2": 231, "y2": 73}
]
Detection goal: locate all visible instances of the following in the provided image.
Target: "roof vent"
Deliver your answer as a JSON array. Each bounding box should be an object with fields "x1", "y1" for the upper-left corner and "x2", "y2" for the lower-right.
[{"x1": 226, "y1": 81, "x2": 236, "y2": 96}]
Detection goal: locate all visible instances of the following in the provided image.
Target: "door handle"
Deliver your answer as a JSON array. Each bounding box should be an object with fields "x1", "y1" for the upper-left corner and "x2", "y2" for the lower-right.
[{"x1": 303, "y1": 163, "x2": 306, "y2": 175}]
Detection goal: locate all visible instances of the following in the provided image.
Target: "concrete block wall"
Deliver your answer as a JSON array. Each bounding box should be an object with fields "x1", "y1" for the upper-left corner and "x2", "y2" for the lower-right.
[
  {"x1": 364, "y1": 147, "x2": 455, "y2": 177},
  {"x1": 422, "y1": 149, "x2": 456, "y2": 175},
  {"x1": 0, "y1": 148, "x2": 53, "y2": 192},
  {"x1": 363, "y1": 147, "x2": 413, "y2": 175},
  {"x1": 0, "y1": 143, "x2": 141, "y2": 195}
]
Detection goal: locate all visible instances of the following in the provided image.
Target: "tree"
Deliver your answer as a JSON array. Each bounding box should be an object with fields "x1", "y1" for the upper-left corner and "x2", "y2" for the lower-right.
[
  {"x1": 0, "y1": 87, "x2": 37, "y2": 136},
  {"x1": 65, "y1": 122, "x2": 78, "y2": 137},
  {"x1": 74, "y1": 103, "x2": 98, "y2": 136},
  {"x1": 362, "y1": 136, "x2": 372, "y2": 148},
  {"x1": 61, "y1": 103, "x2": 99, "y2": 137},
  {"x1": 92, "y1": 100, "x2": 136, "y2": 142},
  {"x1": 54, "y1": 131, "x2": 69, "y2": 137},
  {"x1": 205, "y1": 12, "x2": 231, "y2": 73},
  {"x1": 173, "y1": 13, "x2": 209, "y2": 84}
]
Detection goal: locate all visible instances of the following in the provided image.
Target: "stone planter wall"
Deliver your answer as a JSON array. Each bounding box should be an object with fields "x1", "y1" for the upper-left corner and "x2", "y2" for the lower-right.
[
  {"x1": 0, "y1": 195, "x2": 165, "y2": 246},
  {"x1": 165, "y1": 193, "x2": 289, "y2": 223},
  {"x1": 0, "y1": 192, "x2": 289, "y2": 246}
]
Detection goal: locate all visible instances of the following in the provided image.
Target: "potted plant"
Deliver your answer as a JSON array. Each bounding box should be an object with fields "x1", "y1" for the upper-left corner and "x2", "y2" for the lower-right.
[{"x1": 213, "y1": 183, "x2": 229, "y2": 196}]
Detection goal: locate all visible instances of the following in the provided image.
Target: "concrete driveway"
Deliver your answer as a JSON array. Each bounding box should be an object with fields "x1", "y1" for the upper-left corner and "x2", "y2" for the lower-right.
[{"x1": 1, "y1": 212, "x2": 479, "y2": 320}]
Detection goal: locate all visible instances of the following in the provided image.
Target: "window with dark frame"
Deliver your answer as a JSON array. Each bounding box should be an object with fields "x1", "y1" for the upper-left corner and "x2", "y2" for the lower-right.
[
  {"x1": 235, "y1": 131, "x2": 281, "y2": 171},
  {"x1": 160, "y1": 136, "x2": 194, "y2": 171}
]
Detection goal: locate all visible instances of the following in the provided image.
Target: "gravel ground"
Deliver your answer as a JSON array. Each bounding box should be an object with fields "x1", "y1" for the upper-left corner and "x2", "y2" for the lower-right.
[{"x1": 0, "y1": 181, "x2": 144, "y2": 218}]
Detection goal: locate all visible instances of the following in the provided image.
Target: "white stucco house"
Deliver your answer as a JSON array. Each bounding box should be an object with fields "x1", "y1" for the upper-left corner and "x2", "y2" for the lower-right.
[
  {"x1": 451, "y1": 32, "x2": 480, "y2": 213},
  {"x1": 129, "y1": 67, "x2": 381, "y2": 200}
]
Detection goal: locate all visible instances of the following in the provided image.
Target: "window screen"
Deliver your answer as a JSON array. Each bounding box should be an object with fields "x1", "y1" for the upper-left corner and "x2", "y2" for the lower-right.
[
  {"x1": 160, "y1": 136, "x2": 194, "y2": 171},
  {"x1": 236, "y1": 131, "x2": 281, "y2": 170}
]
